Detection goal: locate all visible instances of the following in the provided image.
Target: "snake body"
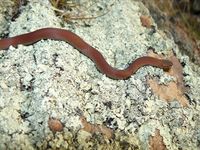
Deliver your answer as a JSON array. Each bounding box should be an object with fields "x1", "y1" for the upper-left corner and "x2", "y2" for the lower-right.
[{"x1": 0, "y1": 28, "x2": 172, "y2": 79}]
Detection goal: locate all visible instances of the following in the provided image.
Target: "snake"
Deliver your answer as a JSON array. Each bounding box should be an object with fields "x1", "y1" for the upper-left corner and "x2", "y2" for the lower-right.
[{"x1": 0, "y1": 28, "x2": 172, "y2": 79}]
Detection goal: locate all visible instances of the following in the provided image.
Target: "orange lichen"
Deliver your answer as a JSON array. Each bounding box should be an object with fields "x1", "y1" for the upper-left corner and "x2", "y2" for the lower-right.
[
  {"x1": 140, "y1": 15, "x2": 153, "y2": 28},
  {"x1": 80, "y1": 116, "x2": 113, "y2": 139},
  {"x1": 148, "y1": 79, "x2": 188, "y2": 107},
  {"x1": 147, "y1": 52, "x2": 189, "y2": 107},
  {"x1": 149, "y1": 129, "x2": 167, "y2": 150}
]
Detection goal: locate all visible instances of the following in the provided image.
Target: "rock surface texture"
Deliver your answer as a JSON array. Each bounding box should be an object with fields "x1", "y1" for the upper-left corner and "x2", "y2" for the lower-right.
[{"x1": 0, "y1": 0, "x2": 199, "y2": 149}]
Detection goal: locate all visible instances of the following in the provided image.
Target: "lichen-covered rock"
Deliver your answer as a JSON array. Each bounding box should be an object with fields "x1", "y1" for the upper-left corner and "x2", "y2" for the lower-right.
[
  {"x1": 0, "y1": 0, "x2": 200, "y2": 149},
  {"x1": 0, "y1": 0, "x2": 15, "y2": 35}
]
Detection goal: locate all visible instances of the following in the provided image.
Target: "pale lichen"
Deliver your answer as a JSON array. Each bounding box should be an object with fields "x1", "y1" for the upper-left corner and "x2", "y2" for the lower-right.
[{"x1": 0, "y1": 0, "x2": 199, "y2": 149}]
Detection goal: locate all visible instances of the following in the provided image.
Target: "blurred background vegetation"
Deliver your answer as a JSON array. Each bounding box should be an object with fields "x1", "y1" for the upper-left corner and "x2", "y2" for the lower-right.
[{"x1": 151, "y1": 0, "x2": 200, "y2": 39}]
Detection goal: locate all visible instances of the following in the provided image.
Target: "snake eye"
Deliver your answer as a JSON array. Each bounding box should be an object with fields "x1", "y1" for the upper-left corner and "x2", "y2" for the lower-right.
[{"x1": 162, "y1": 59, "x2": 173, "y2": 71}]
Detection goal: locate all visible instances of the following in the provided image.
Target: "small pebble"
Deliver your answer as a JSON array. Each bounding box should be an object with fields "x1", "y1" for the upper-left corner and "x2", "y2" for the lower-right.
[{"x1": 48, "y1": 118, "x2": 64, "y2": 132}]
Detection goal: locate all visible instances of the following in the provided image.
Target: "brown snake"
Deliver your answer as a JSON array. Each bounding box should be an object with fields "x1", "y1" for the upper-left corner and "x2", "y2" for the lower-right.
[{"x1": 0, "y1": 28, "x2": 173, "y2": 79}]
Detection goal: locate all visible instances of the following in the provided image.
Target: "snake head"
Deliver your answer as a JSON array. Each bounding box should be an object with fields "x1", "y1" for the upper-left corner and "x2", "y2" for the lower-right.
[{"x1": 161, "y1": 59, "x2": 173, "y2": 71}]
